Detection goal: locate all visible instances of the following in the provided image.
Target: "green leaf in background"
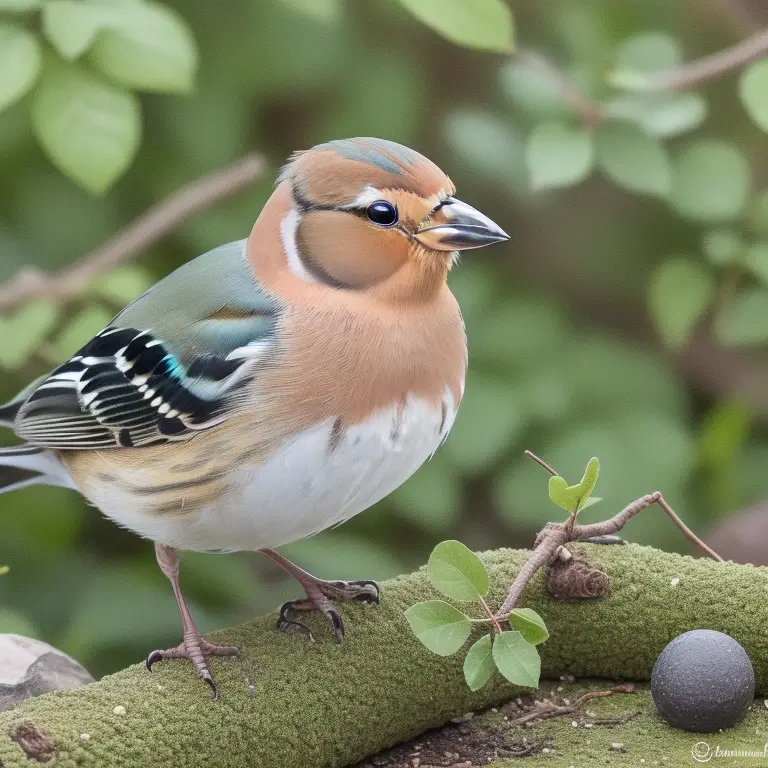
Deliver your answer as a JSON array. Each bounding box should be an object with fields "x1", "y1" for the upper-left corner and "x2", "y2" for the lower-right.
[
  {"x1": 739, "y1": 59, "x2": 768, "y2": 134},
  {"x1": 701, "y1": 229, "x2": 744, "y2": 268},
  {"x1": 0, "y1": 24, "x2": 41, "y2": 113},
  {"x1": 595, "y1": 120, "x2": 671, "y2": 196},
  {"x1": 428, "y1": 540, "x2": 489, "y2": 601},
  {"x1": 0, "y1": 0, "x2": 39, "y2": 10},
  {"x1": 463, "y1": 634, "x2": 495, "y2": 691},
  {"x1": 0, "y1": 299, "x2": 59, "y2": 370},
  {"x1": 0, "y1": 566, "x2": 8, "y2": 576},
  {"x1": 668, "y1": 141, "x2": 751, "y2": 222},
  {"x1": 0, "y1": 607, "x2": 38, "y2": 637},
  {"x1": 31, "y1": 63, "x2": 141, "y2": 194},
  {"x1": 714, "y1": 288, "x2": 768, "y2": 346},
  {"x1": 744, "y1": 243, "x2": 768, "y2": 286},
  {"x1": 604, "y1": 92, "x2": 706, "y2": 138},
  {"x1": 50, "y1": 305, "x2": 114, "y2": 359},
  {"x1": 698, "y1": 399, "x2": 750, "y2": 472},
  {"x1": 500, "y1": 60, "x2": 570, "y2": 120},
  {"x1": 507, "y1": 608, "x2": 549, "y2": 645},
  {"x1": 491, "y1": 630, "x2": 540, "y2": 687},
  {"x1": 746, "y1": 191, "x2": 768, "y2": 237},
  {"x1": 89, "y1": 2, "x2": 198, "y2": 93},
  {"x1": 525, "y1": 121, "x2": 594, "y2": 190},
  {"x1": 279, "y1": 0, "x2": 340, "y2": 22},
  {"x1": 548, "y1": 456, "x2": 600, "y2": 514},
  {"x1": 396, "y1": 0, "x2": 514, "y2": 54},
  {"x1": 42, "y1": 0, "x2": 106, "y2": 59},
  {"x1": 648, "y1": 257, "x2": 715, "y2": 348},
  {"x1": 442, "y1": 371, "x2": 527, "y2": 474},
  {"x1": 609, "y1": 32, "x2": 681, "y2": 90},
  {"x1": 90, "y1": 264, "x2": 154, "y2": 305},
  {"x1": 404, "y1": 600, "x2": 472, "y2": 656}
]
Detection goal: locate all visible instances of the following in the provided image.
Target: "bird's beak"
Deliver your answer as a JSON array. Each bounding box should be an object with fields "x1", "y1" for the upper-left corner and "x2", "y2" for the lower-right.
[{"x1": 414, "y1": 197, "x2": 509, "y2": 252}]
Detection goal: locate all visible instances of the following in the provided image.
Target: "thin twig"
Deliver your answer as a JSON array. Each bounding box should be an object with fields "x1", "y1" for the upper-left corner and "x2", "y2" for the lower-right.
[
  {"x1": 524, "y1": 450, "x2": 559, "y2": 476},
  {"x1": 619, "y1": 27, "x2": 768, "y2": 92},
  {"x1": 655, "y1": 495, "x2": 725, "y2": 562},
  {"x1": 0, "y1": 153, "x2": 266, "y2": 314},
  {"x1": 516, "y1": 49, "x2": 604, "y2": 127}
]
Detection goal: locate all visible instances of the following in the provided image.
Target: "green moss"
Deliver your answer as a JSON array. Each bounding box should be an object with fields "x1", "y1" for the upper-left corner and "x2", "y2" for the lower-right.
[{"x1": 0, "y1": 544, "x2": 766, "y2": 767}]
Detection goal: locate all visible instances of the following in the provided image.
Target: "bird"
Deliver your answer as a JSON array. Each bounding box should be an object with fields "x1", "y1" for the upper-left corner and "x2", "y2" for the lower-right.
[{"x1": 0, "y1": 138, "x2": 508, "y2": 697}]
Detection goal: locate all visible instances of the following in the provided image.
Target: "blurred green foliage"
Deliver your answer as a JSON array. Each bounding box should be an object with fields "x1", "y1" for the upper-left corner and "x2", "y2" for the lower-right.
[{"x1": 2, "y1": 0, "x2": 768, "y2": 679}]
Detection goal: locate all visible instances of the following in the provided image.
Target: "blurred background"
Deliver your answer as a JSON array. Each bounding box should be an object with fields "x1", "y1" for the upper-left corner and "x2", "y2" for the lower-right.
[{"x1": 1, "y1": 0, "x2": 768, "y2": 677}]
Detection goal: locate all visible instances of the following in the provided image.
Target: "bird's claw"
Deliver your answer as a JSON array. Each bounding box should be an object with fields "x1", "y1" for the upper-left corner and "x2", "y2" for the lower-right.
[
  {"x1": 276, "y1": 595, "x2": 348, "y2": 644},
  {"x1": 146, "y1": 637, "x2": 239, "y2": 699}
]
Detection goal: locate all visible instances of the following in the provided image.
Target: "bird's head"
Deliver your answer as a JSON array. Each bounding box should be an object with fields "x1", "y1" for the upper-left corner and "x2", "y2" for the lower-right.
[{"x1": 264, "y1": 137, "x2": 508, "y2": 302}]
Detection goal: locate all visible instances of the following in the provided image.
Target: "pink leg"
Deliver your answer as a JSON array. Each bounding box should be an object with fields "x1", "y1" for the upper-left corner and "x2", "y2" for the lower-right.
[
  {"x1": 261, "y1": 549, "x2": 379, "y2": 644},
  {"x1": 146, "y1": 543, "x2": 239, "y2": 699}
]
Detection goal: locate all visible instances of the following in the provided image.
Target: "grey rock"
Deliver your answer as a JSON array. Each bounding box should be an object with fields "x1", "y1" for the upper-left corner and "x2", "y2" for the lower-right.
[
  {"x1": 0, "y1": 634, "x2": 94, "y2": 711},
  {"x1": 651, "y1": 629, "x2": 754, "y2": 733}
]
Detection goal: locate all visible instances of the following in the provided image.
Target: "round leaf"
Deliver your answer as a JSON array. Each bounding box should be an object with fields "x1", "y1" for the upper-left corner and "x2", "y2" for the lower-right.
[
  {"x1": 740, "y1": 59, "x2": 768, "y2": 133},
  {"x1": 648, "y1": 257, "x2": 715, "y2": 348},
  {"x1": 701, "y1": 229, "x2": 744, "y2": 267},
  {"x1": 428, "y1": 540, "x2": 489, "y2": 601},
  {"x1": 614, "y1": 32, "x2": 681, "y2": 73},
  {"x1": 404, "y1": 600, "x2": 472, "y2": 656},
  {"x1": 42, "y1": 0, "x2": 105, "y2": 59},
  {"x1": 0, "y1": 24, "x2": 41, "y2": 113},
  {"x1": 525, "y1": 121, "x2": 594, "y2": 190},
  {"x1": 0, "y1": 299, "x2": 59, "y2": 369},
  {"x1": 31, "y1": 62, "x2": 141, "y2": 194},
  {"x1": 595, "y1": 121, "x2": 671, "y2": 196},
  {"x1": 492, "y1": 630, "x2": 541, "y2": 688},
  {"x1": 604, "y1": 92, "x2": 706, "y2": 138},
  {"x1": 397, "y1": 0, "x2": 514, "y2": 54},
  {"x1": 714, "y1": 288, "x2": 768, "y2": 346},
  {"x1": 89, "y1": 2, "x2": 198, "y2": 93},
  {"x1": 507, "y1": 608, "x2": 549, "y2": 645},
  {"x1": 668, "y1": 141, "x2": 751, "y2": 222},
  {"x1": 463, "y1": 634, "x2": 495, "y2": 691}
]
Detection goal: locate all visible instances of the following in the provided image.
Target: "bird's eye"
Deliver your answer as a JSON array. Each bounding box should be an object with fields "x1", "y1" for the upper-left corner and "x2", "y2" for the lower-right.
[{"x1": 366, "y1": 200, "x2": 398, "y2": 227}]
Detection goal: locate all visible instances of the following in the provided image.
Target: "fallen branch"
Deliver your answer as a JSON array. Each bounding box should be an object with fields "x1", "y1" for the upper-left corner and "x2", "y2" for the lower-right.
[
  {"x1": 0, "y1": 153, "x2": 266, "y2": 314},
  {"x1": 0, "y1": 545, "x2": 765, "y2": 768}
]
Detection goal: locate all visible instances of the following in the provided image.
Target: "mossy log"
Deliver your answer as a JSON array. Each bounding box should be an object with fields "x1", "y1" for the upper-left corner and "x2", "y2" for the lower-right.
[{"x1": 0, "y1": 544, "x2": 766, "y2": 767}]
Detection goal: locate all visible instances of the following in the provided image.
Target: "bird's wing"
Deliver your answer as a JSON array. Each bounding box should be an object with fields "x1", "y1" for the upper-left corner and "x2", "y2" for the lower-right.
[{"x1": 14, "y1": 240, "x2": 280, "y2": 450}]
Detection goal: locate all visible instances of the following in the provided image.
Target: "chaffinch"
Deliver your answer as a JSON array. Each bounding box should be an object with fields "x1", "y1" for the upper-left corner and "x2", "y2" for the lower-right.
[{"x1": 0, "y1": 138, "x2": 508, "y2": 696}]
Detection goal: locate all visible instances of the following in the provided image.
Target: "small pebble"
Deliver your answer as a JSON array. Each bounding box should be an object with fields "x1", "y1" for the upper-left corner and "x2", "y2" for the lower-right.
[
  {"x1": 610, "y1": 743, "x2": 625, "y2": 752},
  {"x1": 670, "y1": 578, "x2": 680, "y2": 586},
  {"x1": 113, "y1": 705, "x2": 126, "y2": 716},
  {"x1": 652, "y1": 629, "x2": 755, "y2": 732},
  {"x1": 79, "y1": 734, "x2": 90, "y2": 742},
  {"x1": 571, "y1": 721, "x2": 578, "y2": 727}
]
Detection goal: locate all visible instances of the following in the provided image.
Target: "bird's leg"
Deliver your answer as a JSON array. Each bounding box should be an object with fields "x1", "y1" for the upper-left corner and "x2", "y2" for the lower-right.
[
  {"x1": 261, "y1": 549, "x2": 379, "y2": 644},
  {"x1": 146, "y1": 543, "x2": 239, "y2": 699}
]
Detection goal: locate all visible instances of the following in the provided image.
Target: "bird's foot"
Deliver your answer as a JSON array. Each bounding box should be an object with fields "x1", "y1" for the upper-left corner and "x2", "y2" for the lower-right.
[
  {"x1": 146, "y1": 634, "x2": 239, "y2": 699},
  {"x1": 276, "y1": 578, "x2": 380, "y2": 644}
]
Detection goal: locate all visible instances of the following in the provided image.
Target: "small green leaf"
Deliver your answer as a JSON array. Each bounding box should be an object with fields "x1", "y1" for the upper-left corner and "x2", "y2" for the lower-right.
[
  {"x1": 603, "y1": 92, "x2": 706, "y2": 138},
  {"x1": 32, "y1": 62, "x2": 141, "y2": 193},
  {"x1": 89, "y1": 2, "x2": 198, "y2": 93},
  {"x1": 428, "y1": 540, "x2": 489, "y2": 601},
  {"x1": 547, "y1": 457, "x2": 600, "y2": 514},
  {"x1": 740, "y1": 59, "x2": 768, "y2": 133},
  {"x1": 507, "y1": 608, "x2": 549, "y2": 645},
  {"x1": 492, "y1": 630, "x2": 541, "y2": 688},
  {"x1": 500, "y1": 60, "x2": 569, "y2": 120},
  {"x1": 0, "y1": 299, "x2": 59, "y2": 369},
  {"x1": 714, "y1": 288, "x2": 768, "y2": 346},
  {"x1": 404, "y1": 600, "x2": 472, "y2": 656},
  {"x1": 701, "y1": 229, "x2": 744, "y2": 267},
  {"x1": 279, "y1": 0, "x2": 340, "y2": 22},
  {"x1": 0, "y1": 24, "x2": 41, "y2": 112},
  {"x1": 526, "y1": 121, "x2": 594, "y2": 190},
  {"x1": 0, "y1": 0, "x2": 40, "y2": 11},
  {"x1": 0, "y1": 566, "x2": 8, "y2": 576},
  {"x1": 668, "y1": 141, "x2": 751, "y2": 222},
  {"x1": 42, "y1": 1, "x2": 105, "y2": 59},
  {"x1": 649, "y1": 258, "x2": 715, "y2": 348},
  {"x1": 396, "y1": 0, "x2": 514, "y2": 54},
  {"x1": 463, "y1": 634, "x2": 495, "y2": 691},
  {"x1": 89, "y1": 264, "x2": 153, "y2": 304},
  {"x1": 595, "y1": 121, "x2": 671, "y2": 196},
  {"x1": 614, "y1": 32, "x2": 681, "y2": 73}
]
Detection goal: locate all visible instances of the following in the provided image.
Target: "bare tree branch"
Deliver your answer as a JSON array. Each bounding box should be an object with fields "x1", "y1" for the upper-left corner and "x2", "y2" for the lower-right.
[
  {"x1": 0, "y1": 153, "x2": 266, "y2": 314},
  {"x1": 618, "y1": 26, "x2": 768, "y2": 92}
]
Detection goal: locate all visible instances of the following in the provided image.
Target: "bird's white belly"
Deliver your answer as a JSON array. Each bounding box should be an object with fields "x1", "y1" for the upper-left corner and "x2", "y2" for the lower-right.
[{"x1": 101, "y1": 391, "x2": 457, "y2": 552}]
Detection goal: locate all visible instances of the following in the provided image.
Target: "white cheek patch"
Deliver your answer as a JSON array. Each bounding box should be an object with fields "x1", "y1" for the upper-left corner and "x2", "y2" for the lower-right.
[{"x1": 280, "y1": 208, "x2": 318, "y2": 284}]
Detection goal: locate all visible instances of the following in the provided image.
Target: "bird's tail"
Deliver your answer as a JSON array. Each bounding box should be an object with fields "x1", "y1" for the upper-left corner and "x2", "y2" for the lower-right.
[{"x1": 0, "y1": 446, "x2": 76, "y2": 494}]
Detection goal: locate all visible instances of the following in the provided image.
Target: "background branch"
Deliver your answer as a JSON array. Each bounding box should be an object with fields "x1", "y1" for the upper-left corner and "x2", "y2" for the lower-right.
[
  {"x1": 0, "y1": 153, "x2": 266, "y2": 314},
  {"x1": 0, "y1": 545, "x2": 765, "y2": 767}
]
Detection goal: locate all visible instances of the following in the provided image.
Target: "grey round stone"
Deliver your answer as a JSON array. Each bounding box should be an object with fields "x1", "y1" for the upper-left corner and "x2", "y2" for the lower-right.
[
  {"x1": 0, "y1": 634, "x2": 94, "y2": 711},
  {"x1": 651, "y1": 629, "x2": 754, "y2": 732}
]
